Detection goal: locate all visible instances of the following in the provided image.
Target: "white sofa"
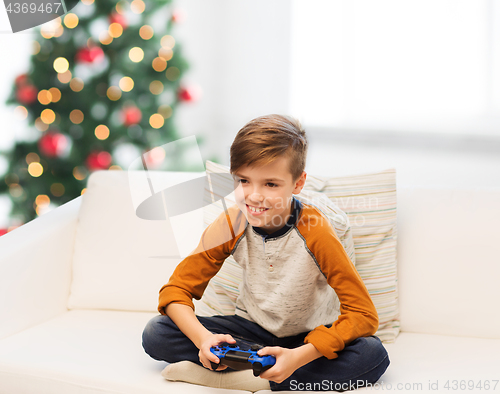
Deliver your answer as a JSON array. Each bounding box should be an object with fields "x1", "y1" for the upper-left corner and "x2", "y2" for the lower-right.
[{"x1": 1, "y1": 169, "x2": 500, "y2": 394}]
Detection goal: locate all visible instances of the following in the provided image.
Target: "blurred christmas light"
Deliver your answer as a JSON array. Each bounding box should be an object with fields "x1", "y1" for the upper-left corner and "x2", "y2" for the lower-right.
[
  {"x1": 107, "y1": 86, "x2": 122, "y2": 101},
  {"x1": 149, "y1": 113, "x2": 164, "y2": 129},
  {"x1": 116, "y1": 0, "x2": 127, "y2": 14},
  {"x1": 70, "y1": 109, "x2": 84, "y2": 124},
  {"x1": 99, "y1": 31, "x2": 113, "y2": 45},
  {"x1": 49, "y1": 88, "x2": 61, "y2": 102},
  {"x1": 152, "y1": 57, "x2": 167, "y2": 72},
  {"x1": 158, "y1": 105, "x2": 172, "y2": 119},
  {"x1": 57, "y1": 70, "x2": 72, "y2": 84},
  {"x1": 64, "y1": 13, "x2": 79, "y2": 29},
  {"x1": 70, "y1": 78, "x2": 84, "y2": 92},
  {"x1": 41, "y1": 109, "x2": 56, "y2": 124},
  {"x1": 53, "y1": 57, "x2": 69, "y2": 73},
  {"x1": 95, "y1": 124, "x2": 110, "y2": 140},
  {"x1": 82, "y1": 0, "x2": 94, "y2": 5},
  {"x1": 161, "y1": 35, "x2": 175, "y2": 49},
  {"x1": 139, "y1": 25, "x2": 154, "y2": 40},
  {"x1": 109, "y1": 23, "x2": 123, "y2": 38},
  {"x1": 14, "y1": 106, "x2": 28, "y2": 120},
  {"x1": 35, "y1": 194, "x2": 50, "y2": 207},
  {"x1": 26, "y1": 152, "x2": 40, "y2": 164},
  {"x1": 149, "y1": 80, "x2": 164, "y2": 95},
  {"x1": 38, "y1": 90, "x2": 52, "y2": 105},
  {"x1": 50, "y1": 183, "x2": 65, "y2": 197},
  {"x1": 131, "y1": 0, "x2": 145, "y2": 14},
  {"x1": 109, "y1": 165, "x2": 123, "y2": 170},
  {"x1": 158, "y1": 47, "x2": 173, "y2": 61},
  {"x1": 129, "y1": 47, "x2": 144, "y2": 62},
  {"x1": 73, "y1": 166, "x2": 87, "y2": 181},
  {"x1": 165, "y1": 66, "x2": 180, "y2": 81},
  {"x1": 32, "y1": 41, "x2": 41, "y2": 55},
  {"x1": 9, "y1": 184, "x2": 24, "y2": 198},
  {"x1": 28, "y1": 162, "x2": 43, "y2": 177},
  {"x1": 81, "y1": 188, "x2": 87, "y2": 195},
  {"x1": 119, "y1": 76, "x2": 134, "y2": 92},
  {"x1": 35, "y1": 117, "x2": 49, "y2": 131}
]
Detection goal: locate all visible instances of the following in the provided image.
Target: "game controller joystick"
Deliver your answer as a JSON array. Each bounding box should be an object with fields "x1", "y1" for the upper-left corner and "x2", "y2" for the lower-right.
[{"x1": 210, "y1": 342, "x2": 276, "y2": 377}]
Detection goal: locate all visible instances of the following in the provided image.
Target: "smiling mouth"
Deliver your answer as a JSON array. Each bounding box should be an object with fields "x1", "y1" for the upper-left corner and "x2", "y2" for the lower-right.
[{"x1": 246, "y1": 204, "x2": 269, "y2": 213}]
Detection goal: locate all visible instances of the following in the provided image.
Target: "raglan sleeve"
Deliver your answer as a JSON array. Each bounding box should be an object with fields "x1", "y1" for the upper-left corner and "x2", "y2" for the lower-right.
[
  {"x1": 302, "y1": 221, "x2": 379, "y2": 359},
  {"x1": 157, "y1": 210, "x2": 239, "y2": 315}
]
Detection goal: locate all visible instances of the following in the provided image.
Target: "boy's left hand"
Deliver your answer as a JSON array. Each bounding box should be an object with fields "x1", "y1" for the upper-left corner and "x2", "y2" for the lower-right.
[{"x1": 257, "y1": 346, "x2": 300, "y2": 383}]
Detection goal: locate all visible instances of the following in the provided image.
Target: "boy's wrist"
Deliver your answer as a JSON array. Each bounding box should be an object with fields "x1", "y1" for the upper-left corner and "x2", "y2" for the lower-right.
[{"x1": 292, "y1": 343, "x2": 323, "y2": 369}]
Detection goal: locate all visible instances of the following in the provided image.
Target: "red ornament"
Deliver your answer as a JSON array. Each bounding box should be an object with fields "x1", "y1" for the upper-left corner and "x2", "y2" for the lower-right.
[
  {"x1": 178, "y1": 84, "x2": 201, "y2": 102},
  {"x1": 0, "y1": 229, "x2": 8, "y2": 237},
  {"x1": 15, "y1": 74, "x2": 29, "y2": 86},
  {"x1": 75, "y1": 47, "x2": 105, "y2": 63},
  {"x1": 16, "y1": 84, "x2": 38, "y2": 105},
  {"x1": 122, "y1": 106, "x2": 142, "y2": 126},
  {"x1": 171, "y1": 8, "x2": 185, "y2": 23},
  {"x1": 109, "y1": 12, "x2": 128, "y2": 29},
  {"x1": 86, "y1": 151, "x2": 112, "y2": 171},
  {"x1": 38, "y1": 132, "x2": 69, "y2": 158}
]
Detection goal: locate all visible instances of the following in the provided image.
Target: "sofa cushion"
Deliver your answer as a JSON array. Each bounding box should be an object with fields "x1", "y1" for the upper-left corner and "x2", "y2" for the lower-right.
[
  {"x1": 0, "y1": 310, "x2": 248, "y2": 394},
  {"x1": 196, "y1": 161, "x2": 399, "y2": 343},
  {"x1": 67, "y1": 170, "x2": 206, "y2": 312},
  {"x1": 381, "y1": 332, "x2": 500, "y2": 389}
]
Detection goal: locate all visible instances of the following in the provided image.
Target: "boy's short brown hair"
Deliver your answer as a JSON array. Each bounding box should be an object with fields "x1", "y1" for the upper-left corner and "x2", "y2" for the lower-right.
[{"x1": 230, "y1": 114, "x2": 308, "y2": 181}]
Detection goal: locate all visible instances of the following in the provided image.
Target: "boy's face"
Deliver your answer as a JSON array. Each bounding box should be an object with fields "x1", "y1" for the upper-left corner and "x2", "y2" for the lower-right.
[{"x1": 232, "y1": 156, "x2": 306, "y2": 234}]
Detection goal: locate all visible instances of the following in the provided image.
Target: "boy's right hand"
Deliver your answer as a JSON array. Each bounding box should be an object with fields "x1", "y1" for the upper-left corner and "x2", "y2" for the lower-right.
[{"x1": 198, "y1": 333, "x2": 237, "y2": 371}]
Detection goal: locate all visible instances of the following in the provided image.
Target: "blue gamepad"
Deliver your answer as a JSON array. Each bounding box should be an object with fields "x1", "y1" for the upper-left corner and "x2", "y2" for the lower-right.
[{"x1": 210, "y1": 342, "x2": 276, "y2": 377}]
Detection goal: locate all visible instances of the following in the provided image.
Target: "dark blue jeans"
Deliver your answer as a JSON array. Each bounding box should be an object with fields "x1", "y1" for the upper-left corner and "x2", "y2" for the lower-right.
[{"x1": 142, "y1": 314, "x2": 390, "y2": 391}]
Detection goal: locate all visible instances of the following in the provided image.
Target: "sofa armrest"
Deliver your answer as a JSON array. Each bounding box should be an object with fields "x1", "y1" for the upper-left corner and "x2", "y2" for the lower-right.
[{"x1": 0, "y1": 196, "x2": 81, "y2": 340}]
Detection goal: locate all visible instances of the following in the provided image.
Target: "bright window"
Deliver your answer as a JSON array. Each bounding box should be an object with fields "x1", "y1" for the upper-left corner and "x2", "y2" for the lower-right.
[{"x1": 290, "y1": 0, "x2": 500, "y2": 136}]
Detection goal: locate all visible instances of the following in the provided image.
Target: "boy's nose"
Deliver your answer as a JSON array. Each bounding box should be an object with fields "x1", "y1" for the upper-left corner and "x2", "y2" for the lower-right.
[{"x1": 248, "y1": 191, "x2": 264, "y2": 203}]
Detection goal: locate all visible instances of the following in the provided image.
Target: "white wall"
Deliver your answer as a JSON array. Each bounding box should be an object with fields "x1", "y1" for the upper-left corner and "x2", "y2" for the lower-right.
[{"x1": 174, "y1": 0, "x2": 292, "y2": 165}]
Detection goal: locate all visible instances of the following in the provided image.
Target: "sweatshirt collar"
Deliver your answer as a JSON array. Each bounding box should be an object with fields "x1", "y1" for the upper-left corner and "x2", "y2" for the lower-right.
[{"x1": 252, "y1": 196, "x2": 302, "y2": 240}]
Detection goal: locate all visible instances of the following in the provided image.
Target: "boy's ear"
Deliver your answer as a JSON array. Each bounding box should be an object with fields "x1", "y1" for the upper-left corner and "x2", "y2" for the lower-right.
[{"x1": 293, "y1": 171, "x2": 307, "y2": 194}]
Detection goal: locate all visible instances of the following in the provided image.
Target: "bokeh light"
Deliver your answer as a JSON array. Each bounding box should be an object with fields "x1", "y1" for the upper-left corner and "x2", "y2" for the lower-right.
[
  {"x1": 129, "y1": 47, "x2": 144, "y2": 62},
  {"x1": 70, "y1": 109, "x2": 84, "y2": 124},
  {"x1": 149, "y1": 80, "x2": 164, "y2": 95},
  {"x1": 70, "y1": 78, "x2": 84, "y2": 92},
  {"x1": 26, "y1": 152, "x2": 40, "y2": 164},
  {"x1": 41, "y1": 109, "x2": 56, "y2": 124},
  {"x1": 165, "y1": 66, "x2": 180, "y2": 81},
  {"x1": 28, "y1": 162, "x2": 43, "y2": 177},
  {"x1": 161, "y1": 35, "x2": 176, "y2": 49},
  {"x1": 149, "y1": 113, "x2": 164, "y2": 129},
  {"x1": 109, "y1": 23, "x2": 123, "y2": 38},
  {"x1": 131, "y1": 0, "x2": 145, "y2": 14},
  {"x1": 51, "y1": 182, "x2": 65, "y2": 197},
  {"x1": 152, "y1": 57, "x2": 167, "y2": 72},
  {"x1": 99, "y1": 31, "x2": 113, "y2": 45},
  {"x1": 107, "y1": 86, "x2": 122, "y2": 101},
  {"x1": 64, "y1": 13, "x2": 79, "y2": 29},
  {"x1": 119, "y1": 76, "x2": 134, "y2": 92},
  {"x1": 14, "y1": 106, "x2": 28, "y2": 120},
  {"x1": 57, "y1": 70, "x2": 72, "y2": 84},
  {"x1": 95, "y1": 124, "x2": 110, "y2": 140},
  {"x1": 53, "y1": 57, "x2": 69, "y2": 73},
  {"x1": 38, "y1": 90, "x2": 52, "y2": 105},
  {"x1": 49, "y1": 87, "x2": 61, "y2": 102},
  {"x1": 139, "y1": 25, "x2": 154, "y2": 40}
]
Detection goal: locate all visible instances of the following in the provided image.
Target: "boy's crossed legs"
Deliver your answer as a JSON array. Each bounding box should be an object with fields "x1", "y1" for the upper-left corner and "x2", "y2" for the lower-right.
[{"x1": 142, "y1": 314, "x2": 390, "y2": 392}]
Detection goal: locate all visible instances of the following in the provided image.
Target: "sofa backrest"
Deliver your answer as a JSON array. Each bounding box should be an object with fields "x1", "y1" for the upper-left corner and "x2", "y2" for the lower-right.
[
  {"x1": 67, "y1": 170, "x2": 206, "y2": 313},
  {"x1": 67, "y1": 170, "x2": 500, "y2": 340},
  {"x1": 397, "y1": 186, "x2": 500, "y2": 339}
]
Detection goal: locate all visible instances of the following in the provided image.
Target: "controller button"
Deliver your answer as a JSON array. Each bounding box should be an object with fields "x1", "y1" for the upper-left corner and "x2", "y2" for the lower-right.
[{"x1": 250, "y1": 344, "x2": 262, "y2": 351}]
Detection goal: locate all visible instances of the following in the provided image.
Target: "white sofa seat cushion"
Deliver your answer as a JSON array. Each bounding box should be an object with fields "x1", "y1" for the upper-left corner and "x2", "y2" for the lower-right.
[
  {"x1": 380, "y1": 333, "x2": 500, "y2": 391},
  {"x1": 0, "y1": 310, "x2": 249, "y2": 394}
]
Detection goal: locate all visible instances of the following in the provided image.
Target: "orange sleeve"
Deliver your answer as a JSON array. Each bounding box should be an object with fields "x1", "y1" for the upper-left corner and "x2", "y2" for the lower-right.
[
  {"x1": 298, "y1": 206, "x2": 379, "y2": 359},
  {"x1": 158, "y1": 205, "x2": 247, "y2": 315}
]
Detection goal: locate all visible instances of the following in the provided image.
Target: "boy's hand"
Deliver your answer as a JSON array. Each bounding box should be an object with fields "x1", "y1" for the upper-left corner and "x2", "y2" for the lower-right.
[
  {"x1": 198, "y1": 333, "x2": 237, "y2": 371},
  {"x1": 257, "y1": 346, "x2": 301, "y2": 383}
]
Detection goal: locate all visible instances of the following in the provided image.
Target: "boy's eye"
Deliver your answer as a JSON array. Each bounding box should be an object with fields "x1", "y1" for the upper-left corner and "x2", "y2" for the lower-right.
[
  {"x1": 267, "y1": 183, "x2": 277, "y2": 188},
  {"x1": 237, "y1": 179, "x2": 248, "y2": 184}
]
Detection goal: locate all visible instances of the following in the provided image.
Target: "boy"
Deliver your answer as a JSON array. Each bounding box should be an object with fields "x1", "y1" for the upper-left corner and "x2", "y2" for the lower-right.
[{"x1": 142, "y1": 114, "x2": 389, "y2": 391}]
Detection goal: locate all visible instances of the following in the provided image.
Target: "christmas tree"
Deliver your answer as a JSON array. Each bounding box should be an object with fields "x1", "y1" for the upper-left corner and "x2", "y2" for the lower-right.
[{"x1": 0, "y1": 0, "x2": 200, "y2": 231}]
